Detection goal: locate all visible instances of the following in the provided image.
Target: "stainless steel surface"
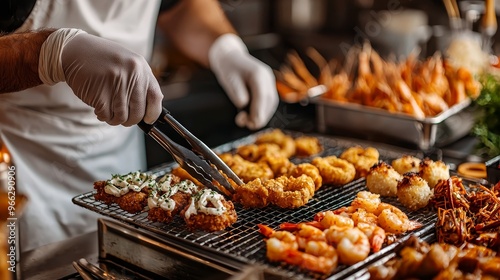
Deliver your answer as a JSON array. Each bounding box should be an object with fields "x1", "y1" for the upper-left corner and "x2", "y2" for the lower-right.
[
  {"x1": 98, "y1": 218, "x2": 239, "y2": 279},
  {"x1": 74, "y1": 130, "x2": 439, "y2": 279},
  {"x1": 72, "y1": 261, "x2": 95, "y2": 280},
  {"x1": 78, "y1": 258, "x2": 117, "y2": 280},
  {"x1": 313, "y1": 97, "x2": 474, "y2": 151},
  {"x1": 21, "y1": 231, "x2": 98, "y2": 280}
]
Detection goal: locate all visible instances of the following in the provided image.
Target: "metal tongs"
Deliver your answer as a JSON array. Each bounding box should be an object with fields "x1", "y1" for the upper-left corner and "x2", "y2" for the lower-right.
[{"x1": 138, "y1": 108, "x2": 243, "y2": 197}]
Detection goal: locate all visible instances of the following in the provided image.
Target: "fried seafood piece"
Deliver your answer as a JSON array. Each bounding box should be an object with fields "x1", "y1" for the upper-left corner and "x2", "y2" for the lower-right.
[
  {"x1": 375, "y1": 203, "x2": 422, "y2": 234},
  {"x1": 258, "y1": 154, "x2": 295, "y2": 177},
  {"x1": 232, "y1": 178, "x2": 269, "y2": 208},
  {"x1": 289, "y1": 163, "x2": 323, "y2": 190},
  {"x1": 258, "y1": 224, "x2": 339, "y2": 275},
  {"x1": 181, "y1": 188, "x2": 237, "y2": 232},
  {"x1": 324, "y1": 226, "x2": 371, "y2": 265},
  {"x1": 147, "y1": 174, "x2": 199, "y2": 223},
  {"x1": 234, "y1": 175, "x2": 315, "y2": 209},
  {"x1": 340, "y1": 146, "x2": 380, "y2": 178},
  {"x1": 236, "y1": 143, "x2": 285, "y2": 162},
  {"x1": 255, "y1": 129, "x2": 296, "y2": 158},
  {"x1": 219, "y1": 153, "x2": 274, "y2": 183},
  {"x1": 366, "y1": 162, "x2": 402, "y2": 197},
  {"x1": 391, "y1": 155, "x2": 421, "y2": 175},
  {"x1": 397, "y1": 172, "x2": 433, "y2": 211},
  {"x1": 268, "y1": 175, "x2": 316, "y2": 208},
  {"x1": 171, "y1": 167, "x2": 203, "y2": 186},
  {"x1": 94, "y1": 171, "x2": 157, "y2": 213},
  {"x1": 311, "y1": 156, "x2": 356, "y2": 185},
  {"x1": 93, "y1": 180, "x2": 116, "y2": 205},
  {"x1": 419, "y1": 159, "x2": 450, "y2": 188},
  {"x1": 294, "y1": 136, "x2": 323, "y2": 157},
  {"x1": 117, "y1": 192, "x2": 149, "y2": 214}
]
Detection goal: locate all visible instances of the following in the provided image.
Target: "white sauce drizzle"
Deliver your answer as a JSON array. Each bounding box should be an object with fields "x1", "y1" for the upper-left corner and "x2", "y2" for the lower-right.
[
  {"x1": 105, "y1": 171, "x2": 157, "y2": 197},
  {"x1": 184, "y1": 189, "x2": 226, "y2": 219},
  {"x1": 148, "y1": 177, "x2": 199, "y2": 211}
]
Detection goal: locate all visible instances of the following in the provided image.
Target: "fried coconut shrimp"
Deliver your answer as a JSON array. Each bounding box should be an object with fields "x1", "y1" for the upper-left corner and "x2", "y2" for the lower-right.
[
  {"x1": 289, "y1": 163, "x2": 323, "y2": 190},
  {"x1": 268, "y1": 175, "x2": 316, "y2": 209},
  {"x1": 366, "y1": 162, "x2": 402, "y2": 197},
  {"x1": 219, "y1": 153, "x2": 274, "y2": 183},
  {"x1": 397, "y1": 172, "x2": 433, "y2": 211},
  {"x1": 94, "y1": 171, "x2": 157, "y2": 213},
  {"x1": 294, "y1": 136, "x2": 323, "y2": 157},
  {"x1": 391, "y1": 155, "x2": 421, "y2": 175},
  {"x1": 147, "y1": 175, "x2": 199, "y2": 223},
  {"x1": 419, "y1": 159, "x2": 450, "y2": 188},
  {"x1": 255, "y1": 129, "x2": 296, "y2": 158},
  {"x1": 340, "y1": 146, "x2": 379, "y2": 178},
  {"x1": 311, "y1": 156, "x2": 356, "y2": 185},
  {"x1": 182, "y1": 188, "x2": 237, "y2": 232}
]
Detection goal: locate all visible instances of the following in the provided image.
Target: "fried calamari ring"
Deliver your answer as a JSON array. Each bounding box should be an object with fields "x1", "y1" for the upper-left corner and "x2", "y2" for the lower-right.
[
  {"x1": 268, "y1": 175, "x2": 315, "y2": 209},
  {"x1": 236, "y1": 143, "x2": 285, "y2": 162},
  {"x1": 182, "y1": 189, "x2": 238, "y2": 232},
  {"x1": 220, "y1": 154, "x2": 274, "y2": 183},
  {"x1": 294, "y1": 136, "x2": 323, "y2": 157},
  {"x1": 233, "y1": 178, "x2": 269, "y2": 208},
  {"x1": 255, "y1": 129, "x2": 296, "y2": 158},
  {"x1": 366, "y1": 162, "x2": 402, "y2": 197},
  {"x1": 340, "y1": 146, "x2": 380, "y2": 178},
  {"x1": 258, "y1": 155, "x2": 295, "y2": 177},
  {"x1": 289, "y1": 163, "x2": 323, "y2": 190},
  {"x1": 311, "y1": 156, "x2": 356, "y2": 185}
]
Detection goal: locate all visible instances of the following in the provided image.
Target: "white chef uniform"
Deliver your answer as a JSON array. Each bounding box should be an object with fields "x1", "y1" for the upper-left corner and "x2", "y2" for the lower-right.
[{"x1": 0, "y1": 0, "x2": 161, "y2": 251}]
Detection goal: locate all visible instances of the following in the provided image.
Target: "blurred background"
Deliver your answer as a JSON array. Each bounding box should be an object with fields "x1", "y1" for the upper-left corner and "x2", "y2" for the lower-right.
[{"x1": 146, "y1": 0, "x2": 500, "y2": 168}]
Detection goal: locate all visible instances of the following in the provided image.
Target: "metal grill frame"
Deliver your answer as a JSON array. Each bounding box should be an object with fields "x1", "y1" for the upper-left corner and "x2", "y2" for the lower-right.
[{"x1": 72, "y1": 130, "x2": 439, "y2": 279}]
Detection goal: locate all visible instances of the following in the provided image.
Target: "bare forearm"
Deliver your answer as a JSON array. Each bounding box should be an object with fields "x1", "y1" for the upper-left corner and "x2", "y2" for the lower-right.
[
  {"x1": 157, "y1": 0, "x2": 236, "y2": 67},
  {"x1": 0, "y1": 29, "x2": 56, "y2": 93}
]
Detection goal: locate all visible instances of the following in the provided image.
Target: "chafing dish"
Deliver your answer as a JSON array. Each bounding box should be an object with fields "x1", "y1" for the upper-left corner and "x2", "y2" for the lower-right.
[{"x1": 312, "y1": 97, "x2": 474, "y2": 151}]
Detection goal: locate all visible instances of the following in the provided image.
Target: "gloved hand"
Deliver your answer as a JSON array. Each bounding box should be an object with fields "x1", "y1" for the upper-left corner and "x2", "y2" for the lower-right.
[
  {"x1": 38, "y1": 28, "x2": 163, "y2": 126},
  {"x1": 209, "y1": 34, "x2": 279, "y2": 130}
]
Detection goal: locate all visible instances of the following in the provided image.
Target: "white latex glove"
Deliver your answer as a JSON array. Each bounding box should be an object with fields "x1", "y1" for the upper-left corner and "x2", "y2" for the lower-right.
[
  {"x1": 38, "y1": 28, "x2": 163, "y2": 126},
  {"x1": 209, "y1": 34, "x2": 278, "y2": 130}
]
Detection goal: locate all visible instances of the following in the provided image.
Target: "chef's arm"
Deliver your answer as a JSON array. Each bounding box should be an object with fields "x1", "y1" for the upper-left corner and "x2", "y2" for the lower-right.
[
  {"x1": 156, "y1": 0, "x2": 279, "y2": 130},
  {"x1": 156, "y1": 0, "x2": 235, "y2": 67},
  {"x1": 0, "y1": 29, "x2": 55, "y2": 93}
]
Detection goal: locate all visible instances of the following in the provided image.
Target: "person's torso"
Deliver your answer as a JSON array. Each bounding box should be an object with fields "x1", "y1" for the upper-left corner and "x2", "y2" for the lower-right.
[{"x1": 0, "y1": 0, "x2": 161, "y2": 122}]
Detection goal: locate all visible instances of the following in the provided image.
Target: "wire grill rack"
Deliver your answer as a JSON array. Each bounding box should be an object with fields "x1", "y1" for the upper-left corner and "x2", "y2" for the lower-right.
[{"x1": 73, "y1": 130, "x2": 438, "y2": 279}]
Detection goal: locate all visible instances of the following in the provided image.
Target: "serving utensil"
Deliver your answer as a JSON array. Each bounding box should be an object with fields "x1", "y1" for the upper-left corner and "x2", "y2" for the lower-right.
[{"x1": 138, "y1": 108, "x2": 242, "y2": 197}]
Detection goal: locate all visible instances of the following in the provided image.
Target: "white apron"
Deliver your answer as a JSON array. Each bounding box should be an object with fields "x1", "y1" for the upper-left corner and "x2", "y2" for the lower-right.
[{"x1": 0, "y1": 0, "x2": 161, "y2": 251}]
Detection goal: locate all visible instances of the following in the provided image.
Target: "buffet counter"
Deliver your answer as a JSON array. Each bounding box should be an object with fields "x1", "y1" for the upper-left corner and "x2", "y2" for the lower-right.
[{"x1": 19, "y1": 128, "x2": 487, "y2": 280}]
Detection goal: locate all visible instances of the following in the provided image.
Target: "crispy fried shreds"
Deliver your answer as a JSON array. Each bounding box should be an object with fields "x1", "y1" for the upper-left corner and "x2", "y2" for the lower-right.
[{"x1": 432, "y1": 177, "x2": 500, "y2": 251}]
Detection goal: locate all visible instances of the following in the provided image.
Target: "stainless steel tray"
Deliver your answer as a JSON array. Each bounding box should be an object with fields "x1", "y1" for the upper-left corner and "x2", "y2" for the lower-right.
[
  {"x1": 73, "y1": 131, "x2": 437, "y2": 280},
  {"x1": 312, "y1": 97, "x2": 474, "y2": 151}
]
